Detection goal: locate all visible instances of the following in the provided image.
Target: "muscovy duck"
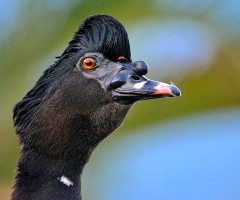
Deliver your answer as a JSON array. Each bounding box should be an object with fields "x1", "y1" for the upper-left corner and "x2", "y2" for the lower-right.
[{"x1": 12, "y1": 14, "x2": 181, "y2": 200}]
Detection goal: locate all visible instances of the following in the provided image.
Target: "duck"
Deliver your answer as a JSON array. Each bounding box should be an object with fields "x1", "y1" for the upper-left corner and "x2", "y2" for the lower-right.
[{"x1": 12, "y1": 14, "x2": 181, "y2": 200}]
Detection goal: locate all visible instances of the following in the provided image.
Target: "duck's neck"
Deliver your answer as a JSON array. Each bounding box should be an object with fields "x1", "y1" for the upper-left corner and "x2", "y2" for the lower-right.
[
  {"x1": 12, "y1": 146, "x2": 88, "y2": 200},
  {"x1": 12, "y1": 102, "x2": 131, "y2": 200},
  {"x1": 12, "y1": 122, "x2": 100, "y2": 200}
]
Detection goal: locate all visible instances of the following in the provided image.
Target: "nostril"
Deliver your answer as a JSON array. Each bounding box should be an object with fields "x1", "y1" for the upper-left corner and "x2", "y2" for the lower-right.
[{"x1": 131, "y1": 75, "x2": 141, "y2": 81}]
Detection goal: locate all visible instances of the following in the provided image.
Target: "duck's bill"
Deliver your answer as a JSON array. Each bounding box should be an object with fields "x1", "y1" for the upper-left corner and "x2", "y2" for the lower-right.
[{"x1": 112, "y1": 79, "x2": 181, "y2": 104}]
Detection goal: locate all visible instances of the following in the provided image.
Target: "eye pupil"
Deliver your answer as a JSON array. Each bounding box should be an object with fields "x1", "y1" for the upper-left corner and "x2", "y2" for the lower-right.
[{"x1": 86, "y1": 61, "x2": 92, "y2": 66}]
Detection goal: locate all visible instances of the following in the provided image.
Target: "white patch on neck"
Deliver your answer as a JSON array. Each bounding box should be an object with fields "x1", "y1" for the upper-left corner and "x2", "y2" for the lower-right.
[
  {"x1": 58, "y1": 176, "x2": 73, "y2": 186},
  {"x1": 133, "y1": 81, "x2": 147, "y2": 89}
]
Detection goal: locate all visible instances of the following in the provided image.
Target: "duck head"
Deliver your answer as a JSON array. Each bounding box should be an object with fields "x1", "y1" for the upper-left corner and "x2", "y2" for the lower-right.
[
  {"x1": 14, "y1": 15, "x2": 181, "y2": 131},
  {"x1": 55, "y1": 14, "x2": 180, "y2": 109}
]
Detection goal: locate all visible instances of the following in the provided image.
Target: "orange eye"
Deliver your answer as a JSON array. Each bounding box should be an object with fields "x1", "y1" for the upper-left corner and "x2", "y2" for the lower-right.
[{"x1": 82, "y1": 57, "x2": 96, "y2": 69}]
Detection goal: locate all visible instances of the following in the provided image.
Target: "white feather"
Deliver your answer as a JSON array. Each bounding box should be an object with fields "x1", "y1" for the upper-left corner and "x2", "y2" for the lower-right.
[{"x1": 58, "y1": 176, "x2": 73, "y2": 186}]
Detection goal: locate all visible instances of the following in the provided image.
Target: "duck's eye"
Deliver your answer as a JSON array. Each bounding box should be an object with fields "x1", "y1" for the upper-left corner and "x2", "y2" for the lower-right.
[{"x1": 82, "y1": 57, "x2": 96, "y2": 69}]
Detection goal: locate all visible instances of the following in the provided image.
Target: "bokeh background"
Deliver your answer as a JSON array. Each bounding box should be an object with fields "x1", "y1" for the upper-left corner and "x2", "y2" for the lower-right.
[{"x1": 1, "y1": 0, "x2": 240, "y2": 199}]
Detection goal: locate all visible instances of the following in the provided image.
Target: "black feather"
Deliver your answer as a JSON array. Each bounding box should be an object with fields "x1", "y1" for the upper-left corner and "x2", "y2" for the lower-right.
[{"x1": 62, "y1": 14, "x2": 131, "y2": 62}]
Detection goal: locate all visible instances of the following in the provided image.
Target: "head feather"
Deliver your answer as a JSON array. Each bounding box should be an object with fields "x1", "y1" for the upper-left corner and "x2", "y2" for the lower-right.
[{"x1": 62, "y1": 14, "x2": 131, "y2": 61}]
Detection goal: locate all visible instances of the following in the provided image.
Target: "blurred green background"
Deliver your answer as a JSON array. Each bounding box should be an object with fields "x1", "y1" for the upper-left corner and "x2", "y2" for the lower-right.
[{"x1": 0, "y1": 0, "x2": 240, "y2": 199}]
